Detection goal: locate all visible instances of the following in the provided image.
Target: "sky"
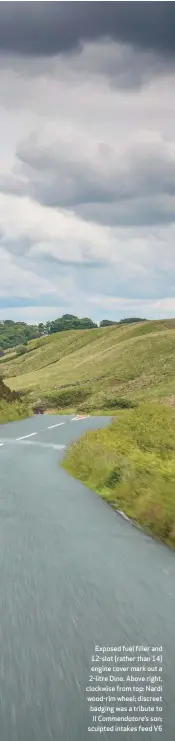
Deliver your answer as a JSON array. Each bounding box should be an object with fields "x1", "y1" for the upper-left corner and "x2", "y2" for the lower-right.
[{"x1": 0, "y1": 2, "x2": 175, "y2": 325}]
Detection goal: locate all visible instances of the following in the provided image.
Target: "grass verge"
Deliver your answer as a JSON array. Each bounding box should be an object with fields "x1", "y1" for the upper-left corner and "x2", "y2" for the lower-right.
[
  {"x1": 62, "y1": 403, "x2": 175, "y2": 549},
  {"x1": 0, "y1": 377, "x2": 32, "y2": 424},
  {"x1": 0, "y1": 399, "x2": 32, "y2": 424}
]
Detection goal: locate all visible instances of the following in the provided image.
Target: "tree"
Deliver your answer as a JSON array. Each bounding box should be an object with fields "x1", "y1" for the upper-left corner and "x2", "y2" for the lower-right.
[
  {"x1": 100, "y1": 320, "x2": 117, "y2": 327},
  {"x1": 119, "y1": 317, "x2": 147, "y2": 324},
  {"x1": 38, "y1": 323, "x2": 45, "y2": 335},
  {"x1": 79, "y1": 318, "x2": 98, "y2": 329},
  {"x1": 49, "y1": 314, "x2": 97, "y2": 334}
]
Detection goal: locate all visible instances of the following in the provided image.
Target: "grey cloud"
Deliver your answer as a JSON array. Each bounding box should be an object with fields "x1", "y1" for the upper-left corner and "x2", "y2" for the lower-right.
[
  {"x1": 0, "y1": 3, "x2": 175, "y2": 60},
  {"x1": 0, "y1": 175, "x2": 28, "y2": 199},
  {"x1": 1, "y1": 134, "x2": 114, "y2": 210},
  {"x1": 77, "y1": 197, "x2": 175, "y2": 228},
  {"x1": 0, "y1": 40, "x2": 172, "y2": 93},
  {"x1": 68, "y1": 41, "x2": 174, "y2": 90},
  {"x1": 3, "y1": 133, "x2": 175, "y2": 228}
]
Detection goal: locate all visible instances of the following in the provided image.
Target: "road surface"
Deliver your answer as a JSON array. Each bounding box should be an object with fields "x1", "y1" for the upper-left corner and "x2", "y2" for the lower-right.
[{"x1": 0, "y1": 413, "x2": 174, "y2": 741}]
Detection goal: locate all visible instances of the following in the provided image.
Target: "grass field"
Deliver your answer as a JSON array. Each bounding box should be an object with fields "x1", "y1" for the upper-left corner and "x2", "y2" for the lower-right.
[
  {"x1": 2, "y1": 318, "x2": 175, "y2": 412},
  {"x1": 62, "y1": 402, "x2": 175, "y2": 549}
]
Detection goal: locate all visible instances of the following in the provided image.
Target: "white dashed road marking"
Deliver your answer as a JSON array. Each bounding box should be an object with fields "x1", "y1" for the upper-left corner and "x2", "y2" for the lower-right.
[
  {"x1": 47, "y1": 422, "x2": 64, "y2": 429},
  {"x1": 16, "y1": 432, "x2": 37, "y2": 440}
]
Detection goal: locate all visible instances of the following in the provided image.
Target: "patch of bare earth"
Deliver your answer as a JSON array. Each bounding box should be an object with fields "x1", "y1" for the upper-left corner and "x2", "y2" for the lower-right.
[{"x1": 159, "y1": 396, "x2": 175, "y2": 408}]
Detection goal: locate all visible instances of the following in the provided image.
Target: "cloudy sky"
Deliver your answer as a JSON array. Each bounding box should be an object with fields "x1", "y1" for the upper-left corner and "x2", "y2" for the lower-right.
[{"x1": 0, "y1": 2, "x2": 175, "y2": 324}]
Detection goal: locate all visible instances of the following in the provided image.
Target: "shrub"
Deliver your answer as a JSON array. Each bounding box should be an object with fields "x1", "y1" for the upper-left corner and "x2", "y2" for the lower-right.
[
  {"x1": 103, "y1": 396, "x2": 136, "y2": 410},
  {"x1": 44, "y1": 386, "x2": 90, "y2": 409},
  {"x1": 16, "y1": 345, "x2": 28, "y2": 356}
]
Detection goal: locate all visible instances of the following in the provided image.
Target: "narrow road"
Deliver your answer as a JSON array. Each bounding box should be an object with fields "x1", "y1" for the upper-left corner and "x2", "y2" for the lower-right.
[{"x1": 0, "y1": 414, "x2": 174, "y2": 741}]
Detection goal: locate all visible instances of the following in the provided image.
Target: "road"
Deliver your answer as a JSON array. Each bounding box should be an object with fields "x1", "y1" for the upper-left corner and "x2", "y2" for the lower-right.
[{"x1": 0, "y1": 413, "x2": 174, "y2": 741}]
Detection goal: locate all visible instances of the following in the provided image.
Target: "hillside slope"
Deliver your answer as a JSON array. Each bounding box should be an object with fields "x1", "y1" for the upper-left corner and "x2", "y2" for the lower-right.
[{"x1": 2, "y1": 318, "x2": 175, "y2": 412}]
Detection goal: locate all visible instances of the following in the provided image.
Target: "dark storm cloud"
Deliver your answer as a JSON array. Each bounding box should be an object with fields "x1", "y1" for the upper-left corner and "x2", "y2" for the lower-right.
[{"x1": 0, "y1": 2, "x2": 175, "y2": 59}]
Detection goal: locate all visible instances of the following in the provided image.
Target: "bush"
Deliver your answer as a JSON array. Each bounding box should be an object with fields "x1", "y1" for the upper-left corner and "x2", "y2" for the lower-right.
[
  {"x1": 44, "y1": 386, "x2": 90, "y2": 409},
  {"x1": 16, "y1": 345, "x2": 28, "y2": 356},
  {"x1": 103, "y1": 396, "x2": 136, "y2": 410}
]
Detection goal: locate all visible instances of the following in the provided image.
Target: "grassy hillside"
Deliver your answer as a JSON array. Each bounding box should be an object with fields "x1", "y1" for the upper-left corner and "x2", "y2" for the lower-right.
[
  {"x1": 62, "y1": 402, "x2": 175, "y2": 549},
  {"x1": 1, "y1": 318, "x2": 175, "y2": 412}
]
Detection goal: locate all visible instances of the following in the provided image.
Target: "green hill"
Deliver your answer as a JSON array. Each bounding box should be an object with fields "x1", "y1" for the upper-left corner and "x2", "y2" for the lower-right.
[
  {"x1": 0, "y1": 314, "x2": 145, "y2": 351},
  {"x1": 1, "y1": 318, "x2": 175, "y2": 413}
]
